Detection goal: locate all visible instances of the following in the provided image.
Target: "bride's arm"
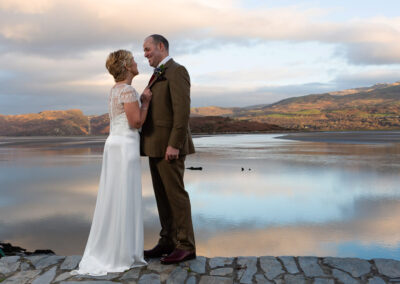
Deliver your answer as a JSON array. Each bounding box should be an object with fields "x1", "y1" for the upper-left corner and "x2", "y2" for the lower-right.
[{"x1": 124, "y1": 89, "x2": 151, "y2": 129}]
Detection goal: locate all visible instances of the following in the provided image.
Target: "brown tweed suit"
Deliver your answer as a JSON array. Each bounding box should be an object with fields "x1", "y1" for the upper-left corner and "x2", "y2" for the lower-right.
[{"x1": 141, "y1": 59, "x2": 196, "y2": 251}]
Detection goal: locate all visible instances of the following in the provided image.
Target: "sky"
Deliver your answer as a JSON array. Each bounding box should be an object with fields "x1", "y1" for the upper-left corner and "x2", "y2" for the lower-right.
[{"x1": 1, "y1": 0, "x2": 400, "y2": 115}]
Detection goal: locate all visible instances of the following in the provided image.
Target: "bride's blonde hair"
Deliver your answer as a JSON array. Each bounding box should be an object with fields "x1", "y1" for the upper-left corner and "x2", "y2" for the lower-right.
[{"x1": 106, "y1": 50, "x2": 133, "y2": 82}]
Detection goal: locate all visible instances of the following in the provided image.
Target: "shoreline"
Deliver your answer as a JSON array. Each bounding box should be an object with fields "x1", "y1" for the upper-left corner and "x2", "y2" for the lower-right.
[
  {"x1": 1, "y1": 253, "x2": 399, "y2": 283},
  {"x1": 279, "y1": 130, "x2": 400, "y2": 144},
  {"x1": 1, "y1": 130, "x2": 400, "y2": 148}
]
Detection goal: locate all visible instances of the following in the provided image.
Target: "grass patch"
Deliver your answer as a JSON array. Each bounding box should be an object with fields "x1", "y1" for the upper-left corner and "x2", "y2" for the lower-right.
[
  {"x1": 292, "y1": 109, "x2": 321, "y2": 115},
  {"x1": 372, "y1": 113, "x2": 394, "y2": 117},
  {"x1": 264, "y1": 114, "x2": 295, "y2": 118}
]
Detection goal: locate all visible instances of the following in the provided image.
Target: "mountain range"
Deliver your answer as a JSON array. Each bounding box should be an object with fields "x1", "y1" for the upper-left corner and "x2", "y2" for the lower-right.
[
  {"x1": 0, "y1": 110, "x2": 285, "y2": 136},
  {"x1": 1, "y1": 81, "x2": 399, "y2": 136},
  {"x1": 192, "y1": 81, "x2": 400, "y2": 130}
]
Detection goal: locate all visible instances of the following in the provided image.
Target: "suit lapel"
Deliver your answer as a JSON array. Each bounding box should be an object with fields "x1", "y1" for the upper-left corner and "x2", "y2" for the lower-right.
[{"x1": 148, "y1": 59, "x2": 174, "y2": 89}]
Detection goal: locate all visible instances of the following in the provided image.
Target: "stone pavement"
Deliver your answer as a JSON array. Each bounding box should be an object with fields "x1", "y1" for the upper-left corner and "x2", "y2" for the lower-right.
[{"x1": 1, "y1": 254, "x2": 400, "y2": 283}]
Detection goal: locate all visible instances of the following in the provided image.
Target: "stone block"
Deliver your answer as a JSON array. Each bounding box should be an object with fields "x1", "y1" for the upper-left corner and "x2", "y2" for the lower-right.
[
  {"x1": 147, "y1": 259, "x2": 176, "y2": 273},
  {"x1": 278, "y1": 256, "x2": 299, "y2": 274},
  {"x1": 29, "y1": 255, "x2": 64, "y2": 269},
  {"x1": 313, "y1": 278, "x2": 334, "y2": 284},
  {"x1": 210, "y1": 267, "x2": 233, "y2": 276},
  {"x1": 209, "y1": 257, "x2": 234, "y2": 269},
  {"x1": 284, "y1": 274, "x2": 306, "y2": 284},
  {"x1": 0, "y1": 256, "x2": 20, "y2": 275},
  {"x1": 332, "y1": 268, "x2": 359, "y2": 284},
  {"x1": 32, "y1": 266, "x2": 57, "y2": 284},
  {"x1": 374, "y1": 258, "x2": 400, "y2": 278},
  {"x1": 3, "y1": 270, "x2": 41, "y2": 284},
  {"x1": 186, "y1": 275, "x2": 197, "y2": 284},
  {"x1": 138, "y1": 273, "x2": 161, "y2": 284},
  {"x1": 61, "y1": 255, "x2": 82, "y2": 270},
  {"x1": 254, "y1": 273, "x2": 273, "y2": 284},
  {"x1": 60, "y1": 281, "x2": 116, "y2": 284},
  {"x1": 166, "y1": 267, "x2": 188, "y2": 284},
  {"x1": 121, "y1": 267, "x2": 142, "y2": 280},
  {"x1": 298, "y1": 257, "x2": 326, "y2": 277},
  {"x1": 54, "y1": 271, "x2": 73, "y2": 282},
  {"x1": 368, "y1": 276, "x2": 385, "y2": 284},
  {"x1": 237, "y1": 256, "x2": 257, "y2": 284},
  {"x1": 187, "y1": 256, "x2": 206, "y2": 274},
  {"x1": 199, "y1": 275, "x2": 232, "y2": 284},
  {"x1": 323, "y1": 257, "x2": 370, "y2": 277},
  {"x1": 20, "y1": 262, "x2": 31, "y2": 271},
  {"x1": 260, "y1": 256, "x2": 284, "y2": 280}
]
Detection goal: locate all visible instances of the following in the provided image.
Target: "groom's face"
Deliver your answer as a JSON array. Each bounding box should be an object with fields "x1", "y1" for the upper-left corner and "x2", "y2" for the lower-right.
[{"x1": 143, "y1": 37, "x2": 163, "y2": 68}]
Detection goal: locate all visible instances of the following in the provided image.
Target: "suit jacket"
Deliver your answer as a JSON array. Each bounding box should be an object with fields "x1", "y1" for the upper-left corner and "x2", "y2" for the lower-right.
[{"x1": 141, "y1": 59, "x2": 195, "y2": 157}]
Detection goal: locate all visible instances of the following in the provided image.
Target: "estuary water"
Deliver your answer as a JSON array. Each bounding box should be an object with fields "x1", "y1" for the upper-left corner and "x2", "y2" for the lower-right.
[{"x1": 1, "y1": 132, "x2": 400, "y2": 259}]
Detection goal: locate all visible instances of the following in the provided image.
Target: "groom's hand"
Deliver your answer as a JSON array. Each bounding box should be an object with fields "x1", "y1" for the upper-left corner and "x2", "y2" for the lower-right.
[{"x1": 165, "y1": 146, "x2": 179, "y2": 161}]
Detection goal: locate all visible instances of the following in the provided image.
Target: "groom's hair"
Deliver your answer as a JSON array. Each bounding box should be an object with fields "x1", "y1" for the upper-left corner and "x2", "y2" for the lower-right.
[{"x1": 150, "y1": 34, "x2": 169, "y2": 52}]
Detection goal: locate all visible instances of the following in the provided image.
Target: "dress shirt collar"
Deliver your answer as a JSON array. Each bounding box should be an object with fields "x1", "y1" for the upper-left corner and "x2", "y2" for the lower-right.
[{"x1": 157, "y1": 55, "x2": 172, "y2": 68}]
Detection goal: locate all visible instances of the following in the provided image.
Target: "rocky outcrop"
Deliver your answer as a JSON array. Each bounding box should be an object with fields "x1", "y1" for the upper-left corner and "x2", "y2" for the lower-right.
[{"x1": 0, "y1": 110, "x2": 89, "y2": 136}]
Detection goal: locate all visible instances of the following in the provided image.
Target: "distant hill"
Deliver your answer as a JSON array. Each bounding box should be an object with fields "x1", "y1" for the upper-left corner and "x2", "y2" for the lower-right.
[
  {"x1": 192, "y1": 82, "x2": 400, "y2": 130},
  {"x1": 0, "y1": 109, "x2": 89, "y2": 136},
  {"x1": 0, "y1": 111, "x2": 285, "y2": 136},
  {"x1": 191, "y1": 106, "x2": 236, "y2": 117},
  {"x1": 89, "y1": 114, "x2": 109, "y2": 135},
  {"x1": 2, "y1": 81, "x2": 399, "y2": 136},
  {"x1": 189, "y1": 116, "x2": 287, "y2": 133}
]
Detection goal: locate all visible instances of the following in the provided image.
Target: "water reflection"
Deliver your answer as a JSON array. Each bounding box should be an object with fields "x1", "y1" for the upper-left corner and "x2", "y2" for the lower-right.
[{"x1": 1, "y1": 133, "x2": 400, "y2": 259}]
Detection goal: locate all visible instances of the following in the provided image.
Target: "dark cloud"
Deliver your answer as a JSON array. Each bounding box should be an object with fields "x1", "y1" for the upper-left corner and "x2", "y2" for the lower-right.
[{"x1": 345, "y1": 43, "x2": 400, "y2": 65}]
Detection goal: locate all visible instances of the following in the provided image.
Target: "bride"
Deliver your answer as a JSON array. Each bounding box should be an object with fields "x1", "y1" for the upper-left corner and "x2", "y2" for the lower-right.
[{"x1": 72, "y1": 50, "x2": 152, "y2": 276}]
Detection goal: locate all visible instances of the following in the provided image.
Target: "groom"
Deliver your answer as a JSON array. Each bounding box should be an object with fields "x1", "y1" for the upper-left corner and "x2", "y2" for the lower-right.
[{"x1": 141, "y1": 34, "x2": 196, "y2": 264}]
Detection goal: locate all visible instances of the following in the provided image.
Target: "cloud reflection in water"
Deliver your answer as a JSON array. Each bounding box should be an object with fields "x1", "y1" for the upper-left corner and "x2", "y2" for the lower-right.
[{"x1": 1, "y1": 133, "x2": 400, "y2": 259}]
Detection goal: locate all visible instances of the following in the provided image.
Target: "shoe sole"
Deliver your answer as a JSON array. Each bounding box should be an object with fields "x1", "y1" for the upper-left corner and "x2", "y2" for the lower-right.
[
  {"x1": 144, "y1": 250, "x2": 174, "y2": 259},
  {"x1": 160, "y1": 254, "x2": 196, "y2": 265},
  {"x1": 144, "y1": 253, "x2": 169, "y2": 258}
]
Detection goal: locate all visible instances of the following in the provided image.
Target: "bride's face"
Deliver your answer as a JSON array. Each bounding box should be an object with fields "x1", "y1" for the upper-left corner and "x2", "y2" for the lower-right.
[{"x1": 127, "y1": 57, "x2": 139, "y2": 76}]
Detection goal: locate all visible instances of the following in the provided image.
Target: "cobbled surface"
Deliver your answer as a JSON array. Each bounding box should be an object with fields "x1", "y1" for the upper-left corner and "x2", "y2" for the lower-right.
[{"x1": 0, "y1": 254, "x2": 399, "y2": 283}]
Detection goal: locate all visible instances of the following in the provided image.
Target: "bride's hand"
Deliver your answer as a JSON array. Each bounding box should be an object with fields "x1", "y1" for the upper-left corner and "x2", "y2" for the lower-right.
[{"x1": 141, "y1": 88, "x2": 152, "y2": 104}]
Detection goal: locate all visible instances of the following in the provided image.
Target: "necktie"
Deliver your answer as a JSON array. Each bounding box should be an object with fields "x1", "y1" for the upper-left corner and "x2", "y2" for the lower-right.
[
  {"x1": 147, "y1": 67, "x2": 164, "y2": 87},
  {"x1": 148, "y1": 71, "x2": 156, "y2": 86}
]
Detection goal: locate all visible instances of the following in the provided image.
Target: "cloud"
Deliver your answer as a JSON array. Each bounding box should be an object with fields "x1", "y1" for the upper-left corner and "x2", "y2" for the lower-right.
[
  {"x1": 1, "y1": 0, "x2": 400, "y2": 114},
  {"x1": 0, "y1": 0, "x2": 54, "y2": 14},
  {"x1": 332, "y1": 68, "x2": 400, "y2": 89},
  {"x1": 345, "y1": 42, "x2": 400, "y2": 65},
  {"x1": 190, "y1": 65, "x2": 400, "y2": 108},
  {"x1": 1, "y1": 0, "x2": 400, "y2": 64}
]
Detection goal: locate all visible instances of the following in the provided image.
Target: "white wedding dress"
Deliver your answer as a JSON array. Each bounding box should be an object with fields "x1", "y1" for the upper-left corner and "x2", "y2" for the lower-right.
[{"x1": 71, "y1": 84, "x2": 147, "y2": 276}]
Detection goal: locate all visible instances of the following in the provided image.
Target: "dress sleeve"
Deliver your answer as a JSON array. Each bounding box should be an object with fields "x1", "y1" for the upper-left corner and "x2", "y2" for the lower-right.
[{"x1": 119, "y1": 85, "x2": 139, "y2": 104}]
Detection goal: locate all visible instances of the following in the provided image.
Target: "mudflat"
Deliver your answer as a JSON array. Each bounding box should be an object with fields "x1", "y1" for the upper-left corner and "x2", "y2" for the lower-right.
[{"x1": 279, "y1": 130, "x2": 400, "y2": 144}]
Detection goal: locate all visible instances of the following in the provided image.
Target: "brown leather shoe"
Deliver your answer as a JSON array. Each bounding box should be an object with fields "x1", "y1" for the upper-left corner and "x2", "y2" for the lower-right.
[
  {"x1": 144, "y1": 244, "x2": 175, "y2": 258},
  {"x1": 160, "y1": 248, "x2": 196, "y2": 264}
]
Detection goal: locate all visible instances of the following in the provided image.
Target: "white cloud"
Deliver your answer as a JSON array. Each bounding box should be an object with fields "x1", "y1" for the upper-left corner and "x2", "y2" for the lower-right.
[
  {"x1": 0, "y1": 0, "x2": 54, "y2": 14},
  {"x1": 1, "y1": 0, "x2": 400, "y2": 114},
  {"x1": 1, "y1": 0, "x2": 400, "y2": 64}
]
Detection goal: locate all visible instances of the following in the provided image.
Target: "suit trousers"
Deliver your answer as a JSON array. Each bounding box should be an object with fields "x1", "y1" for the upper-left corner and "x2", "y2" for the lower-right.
[{"x1": 149, "y1": 156, "x2": 196, "y2": 252}]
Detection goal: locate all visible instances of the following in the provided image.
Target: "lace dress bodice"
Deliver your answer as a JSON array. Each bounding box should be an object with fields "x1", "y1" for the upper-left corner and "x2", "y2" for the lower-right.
[{"x1": 108, "y1": 84, "x2": 140, "y2": 135}]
